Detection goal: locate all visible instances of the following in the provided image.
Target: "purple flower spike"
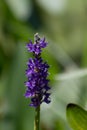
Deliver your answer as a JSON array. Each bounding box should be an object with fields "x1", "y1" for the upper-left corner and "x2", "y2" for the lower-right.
[{"x1": 25, "y1": 33, "x2": 51, "y2": 107}]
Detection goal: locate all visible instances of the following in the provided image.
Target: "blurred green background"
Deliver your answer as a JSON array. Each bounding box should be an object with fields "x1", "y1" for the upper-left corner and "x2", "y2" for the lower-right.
[{"x1": 0, "y1": 0, "x2": 87, "y2": 130}]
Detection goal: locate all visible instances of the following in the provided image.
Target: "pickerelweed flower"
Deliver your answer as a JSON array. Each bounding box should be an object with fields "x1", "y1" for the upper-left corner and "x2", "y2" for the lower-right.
[{"x1": 25, "y1": 33, "x2": 51, "y2": 107}]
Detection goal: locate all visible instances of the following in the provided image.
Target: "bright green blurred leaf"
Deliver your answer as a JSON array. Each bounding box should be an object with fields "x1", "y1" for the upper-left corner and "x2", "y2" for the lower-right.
[{"x1": 66, "y1": 103, "x2": 87, "y2": 130}]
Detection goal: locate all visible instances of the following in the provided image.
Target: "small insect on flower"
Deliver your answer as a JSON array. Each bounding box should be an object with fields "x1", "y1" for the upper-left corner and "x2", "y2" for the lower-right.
[{"x1": 24, "y1": 33, "x2": 51, "y2": 107}]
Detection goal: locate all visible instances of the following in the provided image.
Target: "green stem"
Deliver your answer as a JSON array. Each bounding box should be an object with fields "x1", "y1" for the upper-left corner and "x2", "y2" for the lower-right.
[{"x1": 34, "y1": 105, "x2": 40, "y2": 130}]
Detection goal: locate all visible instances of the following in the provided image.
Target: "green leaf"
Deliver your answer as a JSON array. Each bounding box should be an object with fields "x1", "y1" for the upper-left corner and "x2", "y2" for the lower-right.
[{"x1": 66, "y1": 103, "x2": 87, "y2": 130}]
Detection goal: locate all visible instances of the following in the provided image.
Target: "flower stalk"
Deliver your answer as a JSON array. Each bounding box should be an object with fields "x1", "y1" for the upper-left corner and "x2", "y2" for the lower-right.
[{"x1": 34, "y1": 106, "x2": 40, "y2": 130}]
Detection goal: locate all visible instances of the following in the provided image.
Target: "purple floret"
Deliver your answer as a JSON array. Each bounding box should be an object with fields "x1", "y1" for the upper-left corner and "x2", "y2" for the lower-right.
[
  {"x1": 26, "y1": 34, "x2": 48, "y2": 55},
  {"x1": 25, "y1": 33, "x2": 51, "y2": 107}
]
